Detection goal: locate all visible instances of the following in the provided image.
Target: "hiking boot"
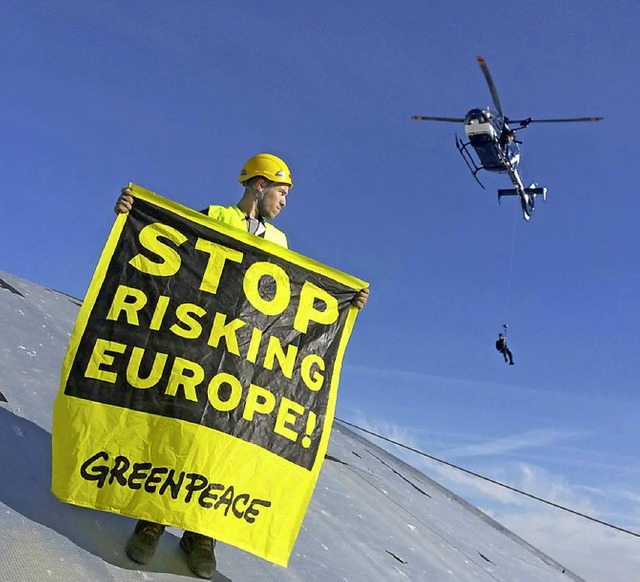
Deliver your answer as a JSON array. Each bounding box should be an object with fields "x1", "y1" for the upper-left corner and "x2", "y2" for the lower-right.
[
  {"x1": 180, "y1": 531, "x2": 217, "y2": 579},
  {"x1": 125, "y1": 520, "x2": 166, "y2": 564}
]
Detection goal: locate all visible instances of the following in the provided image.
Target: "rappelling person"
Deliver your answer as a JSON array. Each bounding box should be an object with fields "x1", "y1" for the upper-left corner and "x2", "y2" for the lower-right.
[{"x1": 496, "y1": 333, "x2": 514, "y2": 365}]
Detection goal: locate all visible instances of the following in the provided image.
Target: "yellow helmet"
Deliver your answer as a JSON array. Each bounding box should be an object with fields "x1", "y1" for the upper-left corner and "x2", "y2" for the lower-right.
[{"x1": 238, "y1": 153, "x2": 293, "y2": 188}]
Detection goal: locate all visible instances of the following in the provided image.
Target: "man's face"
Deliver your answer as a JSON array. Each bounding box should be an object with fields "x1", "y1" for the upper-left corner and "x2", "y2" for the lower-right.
[{"x1": 258, "y1": 182, "x2": 289, "y2": 220}]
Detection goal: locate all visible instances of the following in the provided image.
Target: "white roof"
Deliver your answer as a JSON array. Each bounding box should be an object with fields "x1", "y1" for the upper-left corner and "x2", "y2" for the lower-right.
[{"x1": 0, "y1": 271, "x2": 581, "y2": 581}]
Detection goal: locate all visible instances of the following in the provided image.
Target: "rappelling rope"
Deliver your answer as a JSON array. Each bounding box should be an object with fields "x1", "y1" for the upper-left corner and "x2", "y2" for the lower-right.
[{"x1": 501, "y1": 202, "x2": 518, "y2": 334}]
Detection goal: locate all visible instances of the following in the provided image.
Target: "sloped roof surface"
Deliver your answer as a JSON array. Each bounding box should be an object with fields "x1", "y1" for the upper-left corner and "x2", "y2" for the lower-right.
[{"x1": 0, "y1": 271, "x2": 581, "y2": 581}]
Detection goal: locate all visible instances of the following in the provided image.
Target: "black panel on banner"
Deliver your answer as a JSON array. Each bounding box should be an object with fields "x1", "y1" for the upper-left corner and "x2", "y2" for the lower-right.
[{"x1": 65, "y1": 198, "x2": 355, "y2": 470}]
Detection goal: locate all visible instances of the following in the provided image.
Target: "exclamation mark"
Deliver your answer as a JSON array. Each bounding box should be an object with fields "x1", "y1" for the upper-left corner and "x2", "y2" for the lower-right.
[{"x1": 301, "y1": 411, "x2": 317, "y2": 448}]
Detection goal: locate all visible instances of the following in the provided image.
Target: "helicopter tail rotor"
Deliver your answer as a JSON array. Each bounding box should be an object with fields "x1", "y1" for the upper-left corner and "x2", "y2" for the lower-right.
[{"x1": 528, "y1": 182, "x2": 546, "y2": 202}]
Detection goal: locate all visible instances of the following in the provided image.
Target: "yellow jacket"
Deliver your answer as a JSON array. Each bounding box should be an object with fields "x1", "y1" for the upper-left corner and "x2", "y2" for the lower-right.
[{"x1": 203, "y1": 205, "x2": 288, "y2": 248}]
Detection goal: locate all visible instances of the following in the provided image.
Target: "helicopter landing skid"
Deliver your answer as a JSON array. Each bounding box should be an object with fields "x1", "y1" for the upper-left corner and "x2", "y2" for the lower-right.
[{"x1": 455, "y1": 135, "x2": 485, "y2": 189}]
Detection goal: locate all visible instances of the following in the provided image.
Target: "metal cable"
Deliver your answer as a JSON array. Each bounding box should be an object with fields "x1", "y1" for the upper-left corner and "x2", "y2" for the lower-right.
[{"x1": 335, "y1": 417, "x2": 640, "y2": 539}]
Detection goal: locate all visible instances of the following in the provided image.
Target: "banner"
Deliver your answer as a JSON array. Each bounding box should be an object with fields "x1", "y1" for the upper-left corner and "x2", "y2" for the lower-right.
[{"x1": 51, "y1": 184, "x2": 366, "y2": 565}]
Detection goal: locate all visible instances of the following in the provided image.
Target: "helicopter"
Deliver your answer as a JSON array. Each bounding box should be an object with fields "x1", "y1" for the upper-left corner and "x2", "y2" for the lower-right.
[{"x1": 412, "y1": 56, "x2": 603, "y2": 221}]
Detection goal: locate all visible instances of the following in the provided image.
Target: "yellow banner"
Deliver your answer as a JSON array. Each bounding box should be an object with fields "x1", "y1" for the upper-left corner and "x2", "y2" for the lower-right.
[{"x1": 51, "y1": 185, "x2": 366, "y2": 565}]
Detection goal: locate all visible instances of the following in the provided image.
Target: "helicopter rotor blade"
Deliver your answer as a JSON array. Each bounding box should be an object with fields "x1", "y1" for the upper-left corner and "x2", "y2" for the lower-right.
[
  {"x1": 411, "y1": 115, "x2": 465, "y2": 123},
  {"x1": 476, "y1": 56, "x2": 504, "y2": 117},
  {"x1": 510, "y1": 117, "x2": 604, "y2": 125}
]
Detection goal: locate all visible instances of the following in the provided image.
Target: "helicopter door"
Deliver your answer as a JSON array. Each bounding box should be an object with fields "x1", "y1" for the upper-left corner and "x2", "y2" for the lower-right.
[
  {"x1": 464, "y1": 109, "x2": 504, "y2": 171},
  {"x1": 467, "y1": 132, "x2": 504, "y2": 171}
]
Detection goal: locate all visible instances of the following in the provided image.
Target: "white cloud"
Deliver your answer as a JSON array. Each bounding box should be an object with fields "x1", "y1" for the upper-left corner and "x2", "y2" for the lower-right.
[
  {"x1": 497, "y1": 509, "x2": 640, "y2": 582},
  {"x1": 421, "y1": 460, "x2": 640, "y2": 581},
  {"x1": 341, "y1": 418, "x2": 640, "y2": 581},
  {"x1": 442, "y1": 428, "x2": 589, "y2": 459},
  {"x1": 342, "y1": 411, "x2": 423, "y2": 456}
]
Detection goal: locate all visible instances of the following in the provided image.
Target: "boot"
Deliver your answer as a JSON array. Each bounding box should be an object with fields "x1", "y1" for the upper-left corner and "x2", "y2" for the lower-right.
[
  {"x1": 125, "y1": 520, "x2": 166, "y2": 564},
  {"x1": 180, "y1": 530, "x2": 217, "y2": 579}
]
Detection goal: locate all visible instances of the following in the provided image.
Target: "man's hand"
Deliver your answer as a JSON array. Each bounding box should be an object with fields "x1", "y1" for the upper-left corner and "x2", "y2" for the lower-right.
[
  {"x1": 352, "y1": 287, "x2": 369, "y2": 310},
  {"x1": 115, "y1": 187, "x2": 134, "y2": 214}
]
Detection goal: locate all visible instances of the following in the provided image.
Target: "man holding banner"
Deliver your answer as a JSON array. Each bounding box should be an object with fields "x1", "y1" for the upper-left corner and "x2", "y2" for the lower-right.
[{"x1": 108, "y1": 153, "x2": 369, "y2": 578}]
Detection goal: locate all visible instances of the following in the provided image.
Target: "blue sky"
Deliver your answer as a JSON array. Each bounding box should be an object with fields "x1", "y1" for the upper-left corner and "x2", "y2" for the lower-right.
[{"x1": 1, "y1": 1, "x2": 638, "y2": 578}]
